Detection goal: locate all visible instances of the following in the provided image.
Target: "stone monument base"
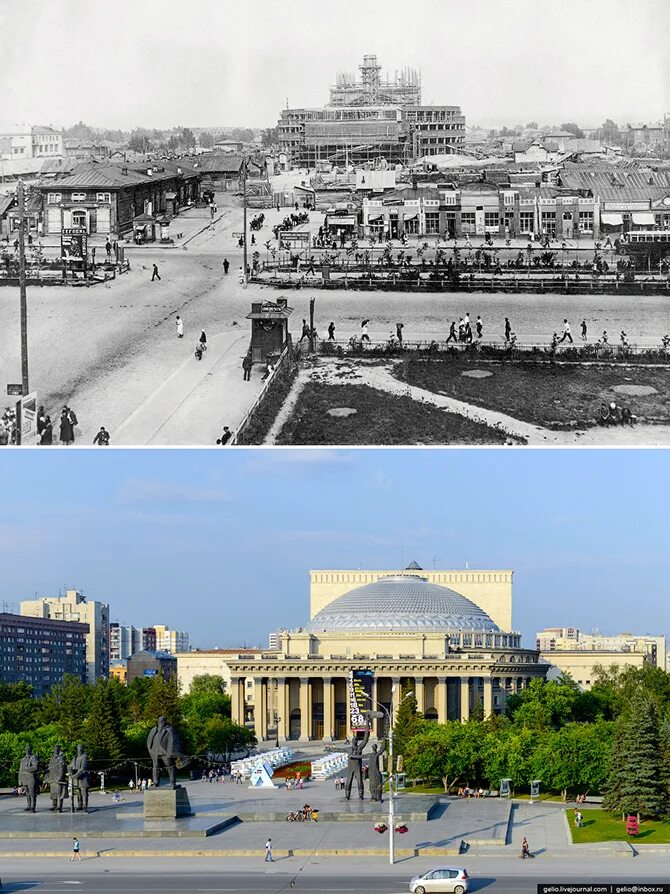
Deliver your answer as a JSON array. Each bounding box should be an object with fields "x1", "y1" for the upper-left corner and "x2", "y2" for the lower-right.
[{"x1": 143, "y1": 786, "x2": 192, "y2": 819}]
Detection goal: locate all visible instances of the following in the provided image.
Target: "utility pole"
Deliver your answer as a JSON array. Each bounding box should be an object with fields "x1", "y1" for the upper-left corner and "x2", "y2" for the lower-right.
[
  {"x1": 17, "y1": 179, "x2": 29, "y2": 397},
  {"x1": 242, "y1": 156, "x2": 248, "y2": 285}
]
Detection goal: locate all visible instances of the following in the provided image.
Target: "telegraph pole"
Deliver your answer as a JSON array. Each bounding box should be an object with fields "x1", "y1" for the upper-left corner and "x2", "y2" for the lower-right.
[
  {"x1": 242, "y1": 156, "x2": 248, "y2": 284},
  {"x1": 17, "y1": 179, "x2": 29, "y2": 396}
]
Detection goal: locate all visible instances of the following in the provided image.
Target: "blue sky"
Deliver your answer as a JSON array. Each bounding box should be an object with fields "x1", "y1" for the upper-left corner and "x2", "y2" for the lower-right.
[{"x1": 0, "y1": 448, "x2": 668, "y2": 650}]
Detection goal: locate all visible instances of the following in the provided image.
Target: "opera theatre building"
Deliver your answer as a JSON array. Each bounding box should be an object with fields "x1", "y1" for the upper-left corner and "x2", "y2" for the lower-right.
[{"x1": 228, "y1": 565, "x2": 547, "y2": 742}]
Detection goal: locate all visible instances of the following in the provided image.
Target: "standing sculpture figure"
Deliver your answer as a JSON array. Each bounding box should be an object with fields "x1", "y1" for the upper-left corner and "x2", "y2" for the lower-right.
[
  {"x1": 48, "y1": 744, "x2": 67, "y2": 812},
  {"x1": 147, "y1": 715, "x2": 181, "y2": 788},
  {"x1": 344, "y1": 727, "x2": 370, "y2": 801},
  {"x1": 18, "y1": 745, "x2": 39, "y2": 813},
  {"x1": 367, "y1": 741, "x2": 387, "y2": 802},
  {"x1": 69, "y1": 744, "x2": 90, "y2": 813}
]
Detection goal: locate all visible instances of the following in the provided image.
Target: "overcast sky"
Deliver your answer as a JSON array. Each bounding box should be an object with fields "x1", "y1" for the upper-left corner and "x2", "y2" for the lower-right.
[
  {"x1": 0, "y1": 0, "x2": 667, "y2": 132},
  {"x1": 0, "y1": 448, "x2": 668, "y2": 651}
]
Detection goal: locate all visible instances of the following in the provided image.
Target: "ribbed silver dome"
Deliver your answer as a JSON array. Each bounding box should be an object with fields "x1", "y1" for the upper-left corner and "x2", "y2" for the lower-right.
[{"x1": 307, "y1": 574, "x2": 500, "y2": 632}]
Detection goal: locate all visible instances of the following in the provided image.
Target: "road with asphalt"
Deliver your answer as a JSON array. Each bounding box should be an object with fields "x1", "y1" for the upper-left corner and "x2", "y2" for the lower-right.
[{"x1": 2, "y1": 862, "x2": 670, "y2": 893}]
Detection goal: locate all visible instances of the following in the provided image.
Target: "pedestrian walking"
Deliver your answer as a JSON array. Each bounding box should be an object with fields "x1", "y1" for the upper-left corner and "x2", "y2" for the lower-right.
[
  {"x1": 105, "y1": 239, "x2": 112, "y2": 261},
  {"x1": 476, "y1": 316, "x2": 483, "y2": 339},
  {"x1": 223, "y1": 258, "x2": 229, "y2": 274},
  {"x1": 361, "y1": 319, "x2": 371, "y2": 343},
  {"x1": 39, "y1": 416, "x2": 53, "y2": 445},
  {"x1": 396, "y1": 322, "x2": 404, "y2": 344},
  {"x1": 299, "y1": 319, "x2": 310, "y2": 342},
  {"x1": 216, "y1": 427, "x2": 232, "y2": 445},
  {"x1": 620, "y1": 330, "x2": 629, "y2": 348},
  {"x1": 581, "y1": 320, "x2": 587, "y2": 340},
  {"x1": 505, "y1": 317, "x2": 512, "y2": 341},
  {"x1": 558, "y1": 319, "x2": 573, "y2": 343},
  {"x1": 199, "y1": 330, "x2": 207, "y2": 347},
  {"x1": 265, "y1": 838, "x2": 273, "y2": 862},
  {"x1": 92, "y1": 426, "x2": 110, "y2": 446},
  {"x1": 59, "y1": 406, "x2": 77, "y2": 446},
  {"x1": 151, "y1": 263, "x2": 161, "y2": 281},
  {"x1": 242, "y1": 352, "x2": 253, "y2": 381},
  {"x1": 176, "y1": 316, "x2": 184, "y2": 338},
  {"x1": 446, "y1": 321, "x2": 457, "y2": 343},
  {"x1": 70, "y1": 837, "x2": 81, "y2": 862},
  {"x1": 327, "y1": 322, "x2": 335, "y2": 340}
]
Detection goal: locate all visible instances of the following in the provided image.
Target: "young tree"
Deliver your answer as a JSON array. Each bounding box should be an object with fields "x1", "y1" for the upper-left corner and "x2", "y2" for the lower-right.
[
  {"x1": 603, "y1": 693, "x2": 667, "y2": 818},
  {"x1": 188, "y1": 675, "x2": 227, "y2": 696},
  {"x1": 144, "y1": 675, "x2": 182, "y2": 728},
  {"x1": 404, "y1": 722, "x2": 484, "y2": 792},
  {"x1": 84, "y1": 679, "x2": 124, "y2": 762},
  {"x1": 393, "y1": 693, "x2": 423, "y2": 762}
]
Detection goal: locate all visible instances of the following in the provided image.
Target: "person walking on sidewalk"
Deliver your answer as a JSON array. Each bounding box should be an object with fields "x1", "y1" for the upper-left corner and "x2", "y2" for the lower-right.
[
  {"x1": 223, "y1": 258, "x2": 229, "y2": 274},
  {"x1": 558, "y1": 319, "x2": 573, "y2": 343},
  {"x1": 581, "y1": 319, "x2": 587, "y2": 340},
  {"x1": 361, "y1": 319, "x2": 370, "y2": 343},
  {"x1": 396, "y1": 322, "x2": 404, "y2": 344},
  {"x1": 242, "y1": 352, "x2": 253, "y2": 381},
  {"x1": 327, "y1": 322, "x2": 336, "y2": 341},
  {"x1": 504, "y1": 317, "x2": 512, "y2": 342},
  {"x1": 70, "y1": 837, "x2": 81, "y2": 862},
  {"x1": 151, "y1": 263, "x2": 161, "y2": 281},
  {"x1": 176, "y1": 316, "x2": 184, "y2": 338},
  {"x1": 265, "y1": 838, "x2": 273, "y2": 862}
]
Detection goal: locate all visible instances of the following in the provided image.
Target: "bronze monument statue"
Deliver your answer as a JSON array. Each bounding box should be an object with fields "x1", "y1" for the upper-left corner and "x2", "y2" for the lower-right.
[
  {"x1": 18, "y1": 745, "x2": 39, "y2": 813},
  {"x1": 147, "y1": 715, "x2": 181, "y2": 788},
  {"x1": 344, "y1": 726, "x2": 370, "y2": 800},
  {"x1": 69, "y1": 744, "x2": 90, "y2": 813},
  {"x1": 367, "y1": 741, "x2": 387, "y2": 802},
  {"x1": 47, "y1": 744, "x2": 67, "y2": 812}
]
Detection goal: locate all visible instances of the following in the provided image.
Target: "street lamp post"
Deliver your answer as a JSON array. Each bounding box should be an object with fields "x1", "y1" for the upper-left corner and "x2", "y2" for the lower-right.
[{"x1": 365, "y1": 687, "x2": 414, "y2": 865}]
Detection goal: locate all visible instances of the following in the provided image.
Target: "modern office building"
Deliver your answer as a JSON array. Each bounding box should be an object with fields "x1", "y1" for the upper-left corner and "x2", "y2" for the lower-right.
[
  {"x1": 109, "y1": 623, "x2": 143, "y2": 661},
  {"x1": 278, "y1": 55, "x2": 465, "y2": 167},
  {"x1": 20, "y1": 589, "x2": 109, "y2": 685},
  {"x1": 127, "y1": 650, "x2": 177, "y2": 684},
  {"x1": 0, "y1": 611, "x2": 88, "y2": 696},
  {"x1": 153, "y1": 624, "x2": 190, "y2": 654},
  {"x1": 227, "y1": 563, "x2": 546, "y2": 742}
]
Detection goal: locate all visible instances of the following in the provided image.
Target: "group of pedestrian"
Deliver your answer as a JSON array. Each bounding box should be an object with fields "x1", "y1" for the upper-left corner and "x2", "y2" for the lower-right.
[
  {"x1": 446, "y1": 313, "x2": 483, "y2": 344},
  {"x1": 128, "y1": 778, "x2": 153, "y2": 793},
  {"x1": 0, "y1": 406, "x2": 17, "y2": 445}
]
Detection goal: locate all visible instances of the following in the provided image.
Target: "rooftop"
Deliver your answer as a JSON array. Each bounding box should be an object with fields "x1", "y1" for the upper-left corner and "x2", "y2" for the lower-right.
[{"x1": 307, "y1": 574, "x2": 501, "y2": 633}]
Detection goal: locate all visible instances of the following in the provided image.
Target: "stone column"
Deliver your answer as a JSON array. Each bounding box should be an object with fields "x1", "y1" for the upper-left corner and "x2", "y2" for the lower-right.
[
  {"x1": 515, "y1": 676, "x2": 523, "y2": 694},
  {"x1": 276, "y1": 677, "x2": 289, "y2": 740},
  {"x1": 483, "y1": 677, "x2": 493, "y2": 717},
  {"x1": 460, "y1": 676, "x2": 470, "y2": 722},
  {"x1": 414, "y1": 677, "x2": 425, "y2": 714},
  {"x1": 299, "y1": 677, "x2": 310, "y2": 742},
  {"x1": 230, "y1": 677, "x2": 242, "y2": 725},
  {"x1": 390, "y1": 676, "x2": 401, "y2": 722},
  {"x1": 436, "y1": 676, "x2": 448, "y2": 724},
  {"x1": 253, "y1": 677, "x2": 266, "y2": 741},
  {"x1": 322, "y1": 677, "x2": 333, "y2": 741}
]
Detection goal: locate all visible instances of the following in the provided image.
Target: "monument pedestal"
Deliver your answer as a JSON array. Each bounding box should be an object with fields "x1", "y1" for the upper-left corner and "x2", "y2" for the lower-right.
[{"x1": 143, "y1": 786, "x2": 192, "y2": 819}]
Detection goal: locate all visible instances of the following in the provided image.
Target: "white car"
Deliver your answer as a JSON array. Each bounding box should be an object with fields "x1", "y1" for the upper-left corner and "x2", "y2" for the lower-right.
[{"x1": 409, "y1": 867, "x2": 469, "y2": 894}]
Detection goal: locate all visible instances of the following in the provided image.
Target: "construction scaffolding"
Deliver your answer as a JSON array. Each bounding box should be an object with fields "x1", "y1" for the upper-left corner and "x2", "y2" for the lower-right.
[{"x1": 330, "y1": 54, "x2": 421, "y2": 108}]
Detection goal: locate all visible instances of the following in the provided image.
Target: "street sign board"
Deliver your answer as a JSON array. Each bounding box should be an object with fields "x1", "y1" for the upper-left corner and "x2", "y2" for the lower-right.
[
  {"x1": 6, "y1": 384, "x2": 22, "y2": 396},
  {"x1": 348, "y1": 668, "x2": 374, "y2": 731},
  {"x1": 15, "y1": 391, "x2": 37, "y2": 445}
]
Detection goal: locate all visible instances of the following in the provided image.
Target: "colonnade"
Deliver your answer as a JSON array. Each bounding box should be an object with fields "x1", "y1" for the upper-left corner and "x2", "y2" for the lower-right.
[{"x1": 230, "y1": 673, "x2": 534, "y2": 742}]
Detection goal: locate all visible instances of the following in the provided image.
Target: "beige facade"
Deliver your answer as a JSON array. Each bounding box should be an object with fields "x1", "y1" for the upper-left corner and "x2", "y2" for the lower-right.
[
  {"x1": 226, "y1": 567, "x2": 543, "y2": 743},
  {"x1": 153, "y1": 625, "x2": 190, "y2": 654},
  {"x1": 309, "y1": 568, "x2": 513, "y2": 631},
  {"x1": 536, "y1": 627, "x2": 666, "y2": 670},
  {"x1": 20, "y1": 589, "x2": 109, "y2": 684},
  {"x1": 176, "y1": 649, "x2": 260, "y2": 693},
  {"x1": 541, "y1": 650, "x2": 646, "y2": 690}
]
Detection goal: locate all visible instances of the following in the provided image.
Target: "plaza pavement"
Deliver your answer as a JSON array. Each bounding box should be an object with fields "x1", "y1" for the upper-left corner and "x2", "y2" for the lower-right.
[{"x1": 4, "y1": 193, "x2": 670, "y2": 446}]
